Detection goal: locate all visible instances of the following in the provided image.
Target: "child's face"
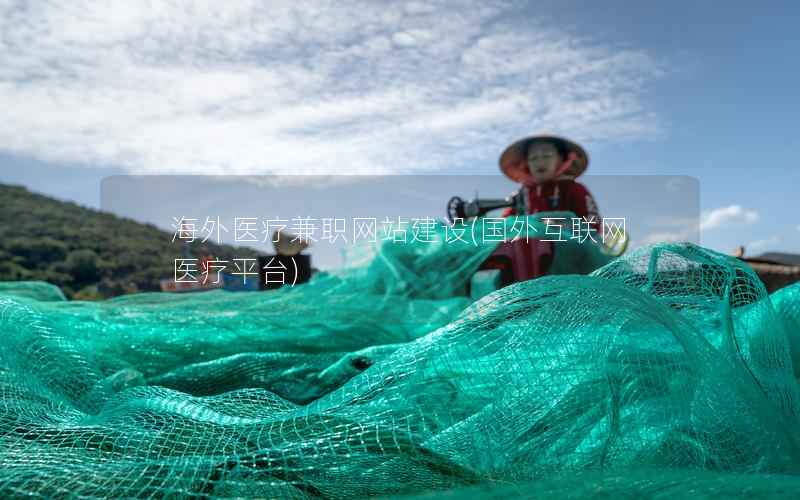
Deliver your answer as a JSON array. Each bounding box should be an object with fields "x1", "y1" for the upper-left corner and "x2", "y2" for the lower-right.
[{"x1": 527, "y1": 142, "x2": 562, "y2": 183}]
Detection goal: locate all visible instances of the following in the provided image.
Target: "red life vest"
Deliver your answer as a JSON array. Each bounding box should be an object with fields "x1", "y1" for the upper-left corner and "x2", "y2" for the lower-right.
[{"x1": 501, "y1": 180, "x2": 600, "y2": 224}]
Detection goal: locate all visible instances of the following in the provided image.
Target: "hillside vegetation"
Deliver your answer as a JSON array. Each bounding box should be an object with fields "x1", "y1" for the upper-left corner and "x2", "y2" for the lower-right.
[{"x1": 0, "y1": 184, "x2": 258, "y2": 299}]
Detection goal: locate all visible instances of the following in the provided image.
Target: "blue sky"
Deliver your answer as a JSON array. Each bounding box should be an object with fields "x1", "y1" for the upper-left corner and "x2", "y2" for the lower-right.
[{"x1": 1, "y1": 1, "x2": 798, "y2": 257}]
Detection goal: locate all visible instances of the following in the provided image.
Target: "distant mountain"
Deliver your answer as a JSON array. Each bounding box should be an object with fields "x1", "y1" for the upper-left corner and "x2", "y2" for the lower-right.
[
  {"x1": 752, "y1": 252, "x2": 800, "y2": 267},
  {"x1": 0, "y1": 183, "x2": 259, "y2": 299}
]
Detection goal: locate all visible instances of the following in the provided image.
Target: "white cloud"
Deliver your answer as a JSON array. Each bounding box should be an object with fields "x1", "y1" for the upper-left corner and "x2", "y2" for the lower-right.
[
  {"x1": 746, "y1": 236, "x2": 781, "y2": 254},
  {"x1": 0, "y1": 0, "x2": 664, "y2": 175},
  {"x1": 700, "y1": 205, "x2": 759, "y2": 232},
  {"x1": 404, "y1": 2, "x2": 436, "y2": 15},
  {"x1": 391, "y1": 32, "x2": 418, "y2": 47}
]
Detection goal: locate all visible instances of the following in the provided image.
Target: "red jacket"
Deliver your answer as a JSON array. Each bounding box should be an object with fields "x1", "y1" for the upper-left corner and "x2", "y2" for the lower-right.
[{"x1": 501, "y1": 180, "x2": 600, "y2": 225}]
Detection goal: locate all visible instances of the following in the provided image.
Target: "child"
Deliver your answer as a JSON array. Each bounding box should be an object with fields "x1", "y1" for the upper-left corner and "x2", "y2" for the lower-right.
[
  {"x1": 470, "y1": 135, "x2": 602, "y2": 291},
  {"x1": 498, "y1": 134, "x2": 600, "y2": 228}
]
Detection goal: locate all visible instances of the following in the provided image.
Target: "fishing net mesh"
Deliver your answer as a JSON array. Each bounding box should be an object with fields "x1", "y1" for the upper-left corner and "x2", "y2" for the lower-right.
[{"x1": 1, "y1": 215, "x2": 800, "y2": 498}]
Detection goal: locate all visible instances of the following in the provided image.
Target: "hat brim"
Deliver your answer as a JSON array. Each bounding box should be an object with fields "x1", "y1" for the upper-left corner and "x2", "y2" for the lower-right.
[{"x1": 499, "y1": 135, "x2": 589, "y2": 185}]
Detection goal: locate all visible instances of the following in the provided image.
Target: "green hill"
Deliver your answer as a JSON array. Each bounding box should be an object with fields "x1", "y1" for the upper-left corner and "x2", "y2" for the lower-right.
[{"x1": 0, "y1": 184, "x2": 259, "y2": 299}]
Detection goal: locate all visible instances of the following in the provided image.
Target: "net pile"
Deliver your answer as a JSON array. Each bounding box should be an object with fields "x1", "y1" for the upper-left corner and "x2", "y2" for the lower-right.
[{"x1": 1, "y1": 216, "x2": 799, "y2": 498}]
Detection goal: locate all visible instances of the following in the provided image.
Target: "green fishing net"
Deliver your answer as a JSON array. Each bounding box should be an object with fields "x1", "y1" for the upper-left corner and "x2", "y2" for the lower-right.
[{"x1": 1, "y1": 215, "x2": 799, "y2": 498}]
